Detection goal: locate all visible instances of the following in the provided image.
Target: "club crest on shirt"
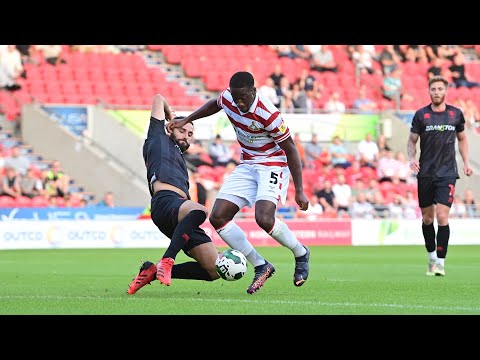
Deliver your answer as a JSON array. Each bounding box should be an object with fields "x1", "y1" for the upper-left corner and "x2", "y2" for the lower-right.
[
  {"x1": 278, "y1": 121, "x2": 287, "y2": 134},
  {"x1": 248, "y1": 121, "x2": 260, "y2": 131}
]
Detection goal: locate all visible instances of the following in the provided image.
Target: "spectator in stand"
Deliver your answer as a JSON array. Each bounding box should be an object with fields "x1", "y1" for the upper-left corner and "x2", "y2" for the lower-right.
[
  {"x1": 324, "y1": 91, "x2": 346, "y2": 113},
  {"x1": 298, "y1": 194, "x2": 324, "y2": 220},
  {"x1": 370, "y1": 190, "x2": 389, "y2": 218},
  {"x1": 304, "y1": 133, "x2": 324, "y2": 169},
  {"x1": 377, "y1": 45, "x2": 401, "y2": 75},
  {"x1": 44, "y1": 160, "x2": 70, "y2": 198},
  {"x1": 268, "y1": 63, "x2": 285, "y2": 89},
  {"x1": 382, "y1": 67, "x2": 413, "y2": 102},
  {"x1": 357, "y1": 133, "x2": 379, "y2": 168},
  {"x1": 425, "y1": 45, "x2": 458, "y2": 62},
  {"x1": 96, "y1": 191, "x2": 115, "y2": 207},
  {"x1": 463, "y1": 189, "x2": 478, "y2": 218},
  {"x1": 463, "y1": 98, "x2": 480, "y2": 128},
  {"x1": 258, "y1": 77, "x2": 281, "y2": 107},
  {"x1": 427, "y1": 56, "x2": 443, "y2": 79},
  {"x1": 376, "y1": 149, "x2": 397, "y2": 183},
  {"x1": 328, "y1": 135, "x2": 351, "y2": 169},
  {"x1": 191, "y1": 171, "x2": 209, "y2": 207},
  {"x1": 2, "y1": 166, "x2": 21, "y2": 198},
  {"x1": 35, "y1": 45, "x2": 67, "y2": 66},
  {"x1": 416, "y1": 46, "x2": 430, "y2": 64},
  {"x1": 4, "y1": 146, "x2": 31, "y2": 177},
  {"x1": 293, "y1": 133, "x2": 307, "y2": 168},
  {"x1": 295, "y1": 68, "x2": 317, "y2": 92},
  {"x1": 291, "y1": 82, "x2": 308, "y2": 113},
  {"x1": 450, "y1": 197, "x2": 467, "y2": 218},
  {"x1": 403, "y1": 46, "x2": 419, "y2": 64},
  {"x1": 184, "y1": 139, "x2": 214, "y2": 168},
  {"x1": 351, "y1": 192, "x2": 375, "y2": 219},
  {"x1": 388, "y1": 194, "x2": 406, "y2": 219},
  {"x1": 364, "y1": 178, "x2": 380, "y2": 203},
  {"x1": 376, "y1": 134, "x2": 391, "y2": 152},
  {"x1": 332, "y1": 174, "x2": 351, "y2": 216},
  {"x1": 290, "y1": 45, "x2": 311, "y2": 60},
  {"x1": 270, "y1": 45, "x2": 295, "y2": 59},
  {"x1": 392, "y1": 45, "x2": 408, "y2": 62},
  {"x1": 352, "y1": 45, "x2": 376, "y2": 75},
  {"x1": 448, "y1": 52, "x2": 480, "y2": 88},
  {"x1": 315, "y1": 179, "x2": 337, "y2": 216},
  {"x1": 208, "y1": 134, "x2": 233, "y2": 167},
  {"x1": 15, "y1": 45, "x2": 39, "y2": 66},
  {"x1": 20, "y1": 168, "x2": 44, "y2": 198},
  {"x1": 394, "y1": 151, "x2": 414, "y2": 184},
  {"x1": 350, "y1": 178, "x2": 366, "y2": 199},
  {"x1": 0, "y1": 45, "x2": 24, "y2": 91},
  {"x1": 352, "y1": 85, "x2": 379, "y2": 113},
  {"x1": 276, "y1": 76, "x2": 293, "y2": 111},
  {"x1": 115, "y1": 45, "x2": 145, "y2": 54},
  {"x1": 310, "y1": 45, "x2": 338, "y2": 73},
  {"x1": 228, "y1": 141, "x2": 241, "y2": 166},
  {"x1": 403, "y1": 190, "x2": 420, "y2": 219},
  {"x1": 345, "y1": 160, "x2": 364, "y2": 184}
]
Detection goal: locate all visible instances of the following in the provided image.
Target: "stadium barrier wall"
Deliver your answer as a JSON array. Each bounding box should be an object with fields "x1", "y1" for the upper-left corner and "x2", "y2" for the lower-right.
[{"x1": 0, "y1": 218, "x2": 479, "y2": 250}]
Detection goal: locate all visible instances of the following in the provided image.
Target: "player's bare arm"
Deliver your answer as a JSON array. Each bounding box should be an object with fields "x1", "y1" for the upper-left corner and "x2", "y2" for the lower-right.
[
  {"x1": 166, "y1": 99, "x2": 222, "y2": 132},
  {"x1": 407, "y1": 132, "x2": 420, "y2": 173},
  {"x1": 151, "y1": 94, "x2": 175, "y2": 121},
  {"x1": 457, "y1": 130, "x2": 473, "y2": 176},
  {"x1": 278, "y1": 136, "x2": 309, "y2": 211}
]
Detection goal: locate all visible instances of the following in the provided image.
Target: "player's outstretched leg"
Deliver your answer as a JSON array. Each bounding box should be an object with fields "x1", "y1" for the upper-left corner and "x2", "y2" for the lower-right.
[
  {"x1": 156, "y1": 257, "x2": 175, "y2": 286},
  {"x1": 246, "y1": 261, "x2": 275, "y2": 294},
  {"x1": 127, "y1": 261, "x2": 157, "y2": 295},
  {"x1": 293, "y1": 246, "x2": 310, "y2": 286}
]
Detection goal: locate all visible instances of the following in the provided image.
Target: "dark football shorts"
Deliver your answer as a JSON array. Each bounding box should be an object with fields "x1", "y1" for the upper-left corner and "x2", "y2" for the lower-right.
[
  {"x1": 150, "y1": 190, "x2": 212, "y2": 256},
  {"x1": 417, "y1": 177, "x2": 457, "y2": 208}
]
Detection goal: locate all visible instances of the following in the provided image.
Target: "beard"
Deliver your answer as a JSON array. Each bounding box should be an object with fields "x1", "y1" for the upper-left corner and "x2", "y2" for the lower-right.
[
  {"x1": 170, "y1": 134, "x2": 190, "y2": 153},
  {"x1": 431, "y1": 94, "x2": 445, "y2": 106}
]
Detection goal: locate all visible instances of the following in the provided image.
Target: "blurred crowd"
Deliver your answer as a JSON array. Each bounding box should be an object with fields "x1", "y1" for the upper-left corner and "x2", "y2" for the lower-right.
[{"x1": 0, "y1": 44, "x2": 479, "y2": 217}]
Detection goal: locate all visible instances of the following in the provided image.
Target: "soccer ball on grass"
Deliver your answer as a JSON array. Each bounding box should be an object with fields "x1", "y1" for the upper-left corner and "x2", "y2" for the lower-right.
[{"x1": 215, "y1": 249, "x2": 247, "y2": 281}]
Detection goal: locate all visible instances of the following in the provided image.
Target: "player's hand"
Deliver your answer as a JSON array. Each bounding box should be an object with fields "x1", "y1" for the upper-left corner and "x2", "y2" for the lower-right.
[
  {"x1": 295, "y1": 192, "x2": 309, "y2": 211},
  {"x1": 464, "y1": 165, "x2": 473, "y2": 177},
  {"x1": 166, "y1": 117, "x2": 188, "y2": 132},
  {"x1": 409, "y1": 159, "x2": 420, "y2": 173},
  {"x1": 165, "y1": 108, "x2": 176, "y2": 121}
]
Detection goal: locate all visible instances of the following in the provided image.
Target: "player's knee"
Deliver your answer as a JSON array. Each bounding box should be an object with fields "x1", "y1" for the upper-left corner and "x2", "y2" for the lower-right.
[
  {"x1": 437, "y1": 214, "x2": 449, "y2": 225},
  {"x1": 209, "y1": 212, "x2": 228, "y2": 228},
  {"x1": 255, "y1": 213, "x2": 274, "y2": 232},
  {"x1": 423, "y1": 216, "x2": 434, "y2": 225}
]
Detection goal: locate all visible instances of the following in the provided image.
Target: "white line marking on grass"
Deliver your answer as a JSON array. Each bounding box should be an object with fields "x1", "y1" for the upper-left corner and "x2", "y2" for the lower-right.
[{"x1": 2, "y1": 295, "x2": 480, "y2": 313}]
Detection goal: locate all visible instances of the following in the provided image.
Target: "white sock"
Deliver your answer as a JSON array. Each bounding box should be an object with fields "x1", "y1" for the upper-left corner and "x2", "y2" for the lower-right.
[
  {"x1": 428, "y1": 251, "x2": 437, "y2": 264},
  {"x1": 216, "y1": 221, "x2": 265, "y2": 267},
  {"x1": 269, "y1": 218, "x2": 306, "y2": 258},
  {"x1": 437, "y1": 258, "x2": 445, "y2": 267}
]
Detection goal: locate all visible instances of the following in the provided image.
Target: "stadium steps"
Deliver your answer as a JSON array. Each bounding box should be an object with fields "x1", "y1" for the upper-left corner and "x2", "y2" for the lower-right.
[{"x1": 145, "y1": 49, "x2": 218, "y2": 103}]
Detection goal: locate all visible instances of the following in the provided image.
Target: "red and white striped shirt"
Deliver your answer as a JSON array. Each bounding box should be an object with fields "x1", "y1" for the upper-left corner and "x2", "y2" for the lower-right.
[{"x1": 217, "y1": 88, "x2": 290, "y2": 167}]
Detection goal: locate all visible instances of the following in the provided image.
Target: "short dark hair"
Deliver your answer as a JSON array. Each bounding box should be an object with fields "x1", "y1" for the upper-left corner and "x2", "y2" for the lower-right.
[{"x1": 229, "y1": 71, "x2": 254, "y2": 89}]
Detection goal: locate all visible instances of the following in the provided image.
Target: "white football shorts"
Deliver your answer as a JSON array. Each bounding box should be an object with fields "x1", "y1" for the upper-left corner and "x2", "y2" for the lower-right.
[{"x1": 216, "y1": 163, "x2": 290, "y2": 209}]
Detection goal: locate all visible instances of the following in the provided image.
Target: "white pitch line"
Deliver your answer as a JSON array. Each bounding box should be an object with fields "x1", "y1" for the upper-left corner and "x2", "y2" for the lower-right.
[{"x1": 1, "y1": 295, "x2": 480, "y2": 313}]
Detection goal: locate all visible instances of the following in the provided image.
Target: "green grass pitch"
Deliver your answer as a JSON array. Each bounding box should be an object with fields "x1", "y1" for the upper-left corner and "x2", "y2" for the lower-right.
[{"x1": 1, "y1": 245, "x2": 479, "y2": 315}]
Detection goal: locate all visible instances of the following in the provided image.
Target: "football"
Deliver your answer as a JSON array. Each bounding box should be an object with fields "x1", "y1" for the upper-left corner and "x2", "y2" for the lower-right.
[{"x1": 215, "y1": 249, "x2": 248, "y2": 281}]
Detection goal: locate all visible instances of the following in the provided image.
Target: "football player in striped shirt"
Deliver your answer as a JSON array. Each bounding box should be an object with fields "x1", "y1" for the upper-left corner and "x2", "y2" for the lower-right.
[{"x1": 168, "y1": 72, "x2": 311, "y2": 294}]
